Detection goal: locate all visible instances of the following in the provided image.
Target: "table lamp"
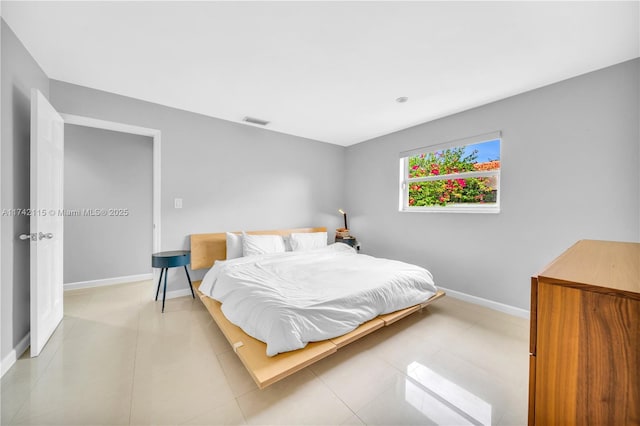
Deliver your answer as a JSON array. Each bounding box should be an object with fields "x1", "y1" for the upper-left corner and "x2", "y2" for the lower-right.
[{"x1": 338, "y1": 209, "x2": 348, "y2": 230}]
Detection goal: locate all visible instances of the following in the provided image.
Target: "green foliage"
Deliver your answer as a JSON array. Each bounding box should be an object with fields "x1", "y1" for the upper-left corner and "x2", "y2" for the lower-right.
[{"x1": 407, "y1": 148, "x2": 497, "y2": 207}]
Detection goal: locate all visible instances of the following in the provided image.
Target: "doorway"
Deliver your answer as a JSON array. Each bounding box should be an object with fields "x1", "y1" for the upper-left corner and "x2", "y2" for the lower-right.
[
  {"x1": 64, "y1": 124, "x2": 153, "y2": 288},
  {"x1": 60, "y1": 114, "x2": 161, "y2": 289}
]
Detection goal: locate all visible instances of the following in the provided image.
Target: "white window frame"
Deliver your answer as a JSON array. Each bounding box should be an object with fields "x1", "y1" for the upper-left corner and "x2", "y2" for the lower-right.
[{"x1": 399, "y1": 131, "x2": 501, "y2": 214}]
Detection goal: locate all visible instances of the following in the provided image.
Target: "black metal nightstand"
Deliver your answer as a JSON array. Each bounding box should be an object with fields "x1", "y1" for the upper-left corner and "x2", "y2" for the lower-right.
[{"x1": 335, "y1": 236, "x2": 360, "y2": 251}]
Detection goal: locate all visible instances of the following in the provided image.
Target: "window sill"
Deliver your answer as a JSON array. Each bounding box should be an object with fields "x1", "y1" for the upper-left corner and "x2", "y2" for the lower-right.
[{"x1": 399, "y1": 205, "x2": 500, "y2": 214}]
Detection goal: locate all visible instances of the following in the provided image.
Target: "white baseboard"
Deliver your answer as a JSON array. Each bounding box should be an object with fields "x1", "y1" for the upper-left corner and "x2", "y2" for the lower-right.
[
  {"x1": 64, "y1": 273, "x2": 153, "y2": 290},
  {"x1": 1, "y1": 333, "x2": 30, "y2": 378},
  {"x1": 438, "y1": 286, "x2": 530, "y2": 319}
]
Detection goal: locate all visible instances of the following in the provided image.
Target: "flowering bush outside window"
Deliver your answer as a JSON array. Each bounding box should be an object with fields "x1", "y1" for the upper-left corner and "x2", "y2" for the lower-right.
[{"x1": 399, "y1": 134, "x2": 501, "y2": 213}]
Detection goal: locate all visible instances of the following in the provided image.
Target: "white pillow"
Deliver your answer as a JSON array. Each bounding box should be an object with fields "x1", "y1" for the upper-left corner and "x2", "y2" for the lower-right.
[
  {"x1": 282, "y1": 235, "x2": 292, "y2": 252},
  {"x1": 289, "y1": 232, "x2": 328, "y2": 252},
  {"x1": 242, "y1": 233, "x2": 286, "y2": 256},
  {"x1": 226, "y1": 232, "x2": 243, "y2": 259}
]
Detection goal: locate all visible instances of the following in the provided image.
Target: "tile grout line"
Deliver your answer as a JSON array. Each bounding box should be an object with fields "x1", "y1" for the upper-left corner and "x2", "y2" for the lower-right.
[
  {"x1": 127, "y1": 286, "x2": 146, "y2": 426},
  {"x1": 307, "y1": 365, "x2": 364, "y2": 424}
]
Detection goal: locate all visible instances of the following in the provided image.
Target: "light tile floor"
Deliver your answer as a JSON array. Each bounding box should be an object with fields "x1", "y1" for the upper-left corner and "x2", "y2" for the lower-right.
[{"x1": 1, "y1": 281, "x2": 530, "y2": 425}]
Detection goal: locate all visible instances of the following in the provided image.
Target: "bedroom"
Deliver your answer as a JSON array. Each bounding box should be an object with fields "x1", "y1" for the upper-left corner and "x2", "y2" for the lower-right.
[{"x1": 1, "y1": 1, "x2": 639, "y2": 425}]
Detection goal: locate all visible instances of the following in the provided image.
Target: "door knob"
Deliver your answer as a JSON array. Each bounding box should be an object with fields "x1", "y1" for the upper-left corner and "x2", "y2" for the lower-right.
[
  {"x1": 19, "y1": 233, "x2": 36, "y2": 241},
  {"x1": 38, "y1": 232, "x2": 53, "y2": 240}
]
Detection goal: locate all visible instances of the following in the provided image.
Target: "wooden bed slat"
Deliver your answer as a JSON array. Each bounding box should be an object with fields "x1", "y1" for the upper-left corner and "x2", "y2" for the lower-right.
[
  {"x1": 330, "y1": 318, "x2": 384, "y2": 348},
  {"x1": 236, "y1": 337, "x2": 336, "y2": 389},
  {"x1": 379, "y1": 305, "x2": 421, "y2": 325}
]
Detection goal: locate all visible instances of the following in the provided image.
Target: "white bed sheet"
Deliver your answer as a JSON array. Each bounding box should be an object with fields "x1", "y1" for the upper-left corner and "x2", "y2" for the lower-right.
[{"x1": 199, "y1": 243, "x2": 437, "y2": 356}]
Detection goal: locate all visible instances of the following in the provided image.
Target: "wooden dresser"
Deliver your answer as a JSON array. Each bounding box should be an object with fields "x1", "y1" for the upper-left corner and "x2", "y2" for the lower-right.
[{"x1": 529, "y1": 240, "x2": 640, "y2": 426}]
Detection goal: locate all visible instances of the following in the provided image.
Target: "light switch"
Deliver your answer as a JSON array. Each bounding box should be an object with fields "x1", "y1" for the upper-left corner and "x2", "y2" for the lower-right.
[{"x1": 174, "y1": 198, "x2": 183, "y2": 209}]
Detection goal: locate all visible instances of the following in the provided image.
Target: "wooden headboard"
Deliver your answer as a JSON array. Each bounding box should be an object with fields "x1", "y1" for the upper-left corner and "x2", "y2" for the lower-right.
[{"x1": 190, "y1": 227, "x2": 327, "y2": 270}]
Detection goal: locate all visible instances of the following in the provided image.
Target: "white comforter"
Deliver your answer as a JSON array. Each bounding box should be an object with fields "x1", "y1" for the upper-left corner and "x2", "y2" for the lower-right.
[{"x1": 199, "y1": 243, "x2": 437, "y2": 356}]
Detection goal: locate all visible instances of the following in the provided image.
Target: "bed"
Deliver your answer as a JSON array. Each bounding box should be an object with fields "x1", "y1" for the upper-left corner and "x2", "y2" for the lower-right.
[{"x1": 190, "y1": 227, "x2": 445, "y2": 389}]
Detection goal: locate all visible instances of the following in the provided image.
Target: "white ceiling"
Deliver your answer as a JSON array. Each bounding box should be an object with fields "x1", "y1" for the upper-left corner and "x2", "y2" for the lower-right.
[{"x1": 3, "y1": 1, "x2": 639, "y2": 146}]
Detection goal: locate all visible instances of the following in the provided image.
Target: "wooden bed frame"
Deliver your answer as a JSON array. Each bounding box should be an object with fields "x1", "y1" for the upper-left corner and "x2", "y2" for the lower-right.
[{"x1": 190, "y1": 227, "x2": 445, "y2": 389}]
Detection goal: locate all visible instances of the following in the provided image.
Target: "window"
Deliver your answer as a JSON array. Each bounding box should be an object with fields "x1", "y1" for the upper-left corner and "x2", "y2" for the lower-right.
[{"x1": 399, "y1": 132, "x2": 501, "y2": 213}]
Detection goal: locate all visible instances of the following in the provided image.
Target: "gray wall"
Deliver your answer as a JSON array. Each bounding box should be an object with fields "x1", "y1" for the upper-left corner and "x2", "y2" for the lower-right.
[
  {"x1": 50, "y1": 81, "x2": 346, "y2": 292},
  {"x1": 64, "y1": 124, "x2": 152, "y2": 284},
  {"x1": 1, "y1": 20, "x2": 50, "y2": 361},
  {"x1": 345, "y1": 59, "x2": 640, "y2": 311}
]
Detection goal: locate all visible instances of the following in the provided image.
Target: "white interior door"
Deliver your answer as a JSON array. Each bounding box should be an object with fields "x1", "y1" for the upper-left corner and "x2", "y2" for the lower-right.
[{"x1": 29, "y1": 89, "x2": 64, "y2": 357}]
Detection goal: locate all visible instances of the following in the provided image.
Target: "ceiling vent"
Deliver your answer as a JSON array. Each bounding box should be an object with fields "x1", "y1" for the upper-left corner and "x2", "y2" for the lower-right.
[{"x1": 243, "y1": 116, "x2": 270, "y2": 126}]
